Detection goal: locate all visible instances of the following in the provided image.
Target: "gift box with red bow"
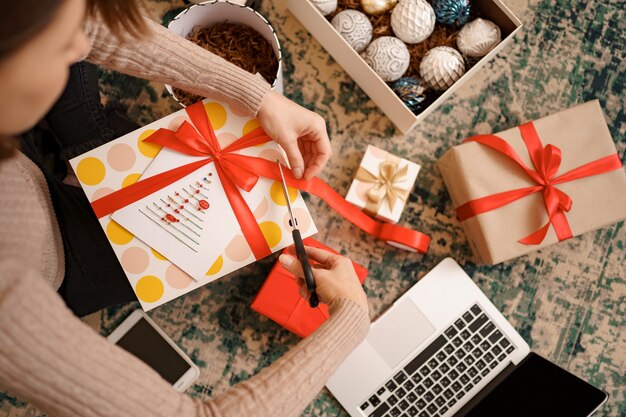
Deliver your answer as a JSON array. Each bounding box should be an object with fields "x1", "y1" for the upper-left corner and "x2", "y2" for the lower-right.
[
  {"x1": 251, "y1": 238, "x2": 368, "y2": 338},
  {"x1": 437, "y1": 100, "x2": 626, "y2": 264},
  {"x1": 70, "y1": 99, "x2": 430, "y2": 310}
]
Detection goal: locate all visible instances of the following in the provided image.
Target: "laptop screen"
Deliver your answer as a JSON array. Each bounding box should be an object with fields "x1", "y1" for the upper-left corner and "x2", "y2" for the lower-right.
[{"x1": 462, "y1": 353, "x2": 607, "y2": 417}]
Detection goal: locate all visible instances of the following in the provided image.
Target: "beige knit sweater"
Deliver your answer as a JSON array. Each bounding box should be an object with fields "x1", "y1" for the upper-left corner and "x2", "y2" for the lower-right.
[{"x1": 0, "y1": 14, "x2": 370, "y2": 417}]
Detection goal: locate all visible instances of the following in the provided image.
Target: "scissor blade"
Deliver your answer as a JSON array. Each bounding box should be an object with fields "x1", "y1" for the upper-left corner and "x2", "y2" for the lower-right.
[{"x1": 277, "y1": 161, "x2": 298, "y2": 229}]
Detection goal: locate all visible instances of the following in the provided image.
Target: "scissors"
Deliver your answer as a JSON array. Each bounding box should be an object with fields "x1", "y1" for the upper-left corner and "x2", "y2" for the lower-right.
[{"x1": 277, "y1": 161, "x2": 319, "y2": 308}]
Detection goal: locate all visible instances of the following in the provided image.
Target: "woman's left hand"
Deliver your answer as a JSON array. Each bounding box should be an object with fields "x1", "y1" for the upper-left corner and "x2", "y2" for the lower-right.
[{"x1": 257, "y1": 90, "x2": 332, "y2": 180}]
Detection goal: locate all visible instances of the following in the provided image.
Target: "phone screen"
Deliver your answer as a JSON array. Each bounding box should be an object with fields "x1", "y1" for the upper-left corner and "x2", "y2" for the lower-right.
[{"x1": 115, "y1": 317, "x2": 191, "y2": 384}]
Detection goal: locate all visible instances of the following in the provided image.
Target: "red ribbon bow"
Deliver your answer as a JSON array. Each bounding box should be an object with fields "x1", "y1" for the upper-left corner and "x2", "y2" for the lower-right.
[
  {"x1": 90, "y1": 102, "x2": 430, "y2": 257},
  {"x1": 456, "y1": 122, "x2": 623, "y2": 245}
]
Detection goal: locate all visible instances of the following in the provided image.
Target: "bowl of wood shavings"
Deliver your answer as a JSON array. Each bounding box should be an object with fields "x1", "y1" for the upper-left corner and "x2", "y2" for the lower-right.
[{"x1": 166, "y1": 0, "x2": 282, "y2": 108}]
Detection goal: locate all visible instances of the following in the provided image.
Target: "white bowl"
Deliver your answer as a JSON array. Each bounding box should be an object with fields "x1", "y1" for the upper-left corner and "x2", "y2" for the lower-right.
[{"x1": 166, "y1": 0, "x2": 283, "y2": 106}]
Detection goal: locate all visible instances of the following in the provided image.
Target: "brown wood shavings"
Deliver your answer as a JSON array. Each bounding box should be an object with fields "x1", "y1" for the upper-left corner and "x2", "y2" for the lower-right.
[
  {"x1": 405, "y1": 25, "x2": 459, "y2": 77},
  {"x1": 173, "y1": 23, "x2": 278, "y2": 107}
]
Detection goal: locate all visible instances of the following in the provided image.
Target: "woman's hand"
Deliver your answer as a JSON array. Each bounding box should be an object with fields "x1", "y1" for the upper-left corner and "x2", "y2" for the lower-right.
[
  {"x1": 257, "y1": 90, "x2": 331, "y2": 180},
  {"x1": 279, "y1": 246, "x2": 369, "y2": 313}
]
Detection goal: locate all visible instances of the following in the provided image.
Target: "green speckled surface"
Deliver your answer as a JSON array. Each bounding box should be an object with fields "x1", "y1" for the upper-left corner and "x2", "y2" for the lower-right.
[{"x1": 2, "y1": 0, "x2": 625, "y2": 416}]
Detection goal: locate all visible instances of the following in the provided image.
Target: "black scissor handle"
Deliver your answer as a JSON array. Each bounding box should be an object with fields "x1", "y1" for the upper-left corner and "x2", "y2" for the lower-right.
[{"x1": 292, "y1": 229, "x2": 318, "y2": 308}]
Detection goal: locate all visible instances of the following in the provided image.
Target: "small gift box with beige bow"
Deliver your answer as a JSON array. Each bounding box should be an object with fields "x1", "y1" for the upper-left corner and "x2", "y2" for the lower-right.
[{"x1": 346, "y1": 145, "x2": 421, "y2": 224}]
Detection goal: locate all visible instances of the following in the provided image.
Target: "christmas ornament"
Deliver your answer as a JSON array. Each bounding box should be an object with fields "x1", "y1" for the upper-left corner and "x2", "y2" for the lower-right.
[
  {"x1": 457, "y1": 18, "x2": 502, "y2": 57},
  {"x1": 362, "y1": 36, "x2": 410, "y2": 82},
  {"x1": 331, "y1": 10, "x2": 373, "y2": 53},
  {"x1": 419, "y1": 46, "x2": 465, "y2": 90},
  {"x1": 391, "y1": 77, "x2": 432, "y2": 115},
  {"x1": 432, "y1": 0, "x2": 471, "y2": 27},
  {"x1": 390, "y1": 0, "x2": 436, "y2": 44},
  {"x1": 361, "y1": 0, "x2": 398, "y2": 15},
  {"x1": 309, "y1": 0, "x2": 337, "y2": 16}
]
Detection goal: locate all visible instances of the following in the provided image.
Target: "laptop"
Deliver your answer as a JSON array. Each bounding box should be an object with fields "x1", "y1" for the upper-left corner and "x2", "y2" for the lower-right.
[{"x1": 327, "y1": 258, "x2": 608, "y2": 417}]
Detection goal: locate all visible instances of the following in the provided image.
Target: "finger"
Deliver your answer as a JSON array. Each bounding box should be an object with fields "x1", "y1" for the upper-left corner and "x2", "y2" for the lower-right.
[
  {"x1": 298, "y1": 285, "x2": 309, "y2": 300},
  {"x1": 295, "y1": 276, "x2": 305, "y2": 287},
  {"x1": 278, "y1": 254, "x2": 304, "y2": 278},
  {"x1": 303, "y1": 132, "x2": 331, "y2": 179},
  {"x1": 303, "y1": 246, "x2": 339, "y2": 266},
  {"x1": 279, "y1": 135, "x2": 305, "y2": 179}
]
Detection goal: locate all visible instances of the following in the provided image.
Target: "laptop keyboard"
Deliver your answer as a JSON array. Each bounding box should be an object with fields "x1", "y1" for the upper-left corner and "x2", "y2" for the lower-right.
[{"x1": 359, "y1": 304, "x2": 515, "y2": 417}]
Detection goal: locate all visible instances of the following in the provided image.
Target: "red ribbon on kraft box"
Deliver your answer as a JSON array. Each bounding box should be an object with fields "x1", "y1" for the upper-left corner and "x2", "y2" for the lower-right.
[
  {"x1": 251, "y1": 238, "x2": 368, "y2": 338},
  {"x1": 456, "y1": 122, "x2": 623, "y2": 245},
  {"x1": 90, "y1": 102, "x2": 431, "y2": 256}
]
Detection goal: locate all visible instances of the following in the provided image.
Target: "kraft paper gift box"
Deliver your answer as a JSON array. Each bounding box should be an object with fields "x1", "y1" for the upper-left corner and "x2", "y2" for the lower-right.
[
  {"x1": 437, "y1": 100, "x2": 626, "y2": 265},
  {"x1": 346, "y1": 145, "x2": 421, "y2": 224},
  {"x1": 69, "y1": 99, "x2": 317, "y2": 310},
  {"x1": 251, "y1": 238, "x2": 368, "y2": 338}
]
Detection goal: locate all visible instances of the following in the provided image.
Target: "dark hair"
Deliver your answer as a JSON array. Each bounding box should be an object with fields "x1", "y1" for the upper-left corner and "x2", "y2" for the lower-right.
[
  {"x1": 87, "y1": 0, "x2": 148, "y2": 39},
  {"x1": 0, "y1": 0, "x2": 147, "y2": 161},
  {"x1": 0, "y1": 0, "x2": 61, "y2": 61},
  {"x1": 0, "y1": 0, "x2": 147, "y2": 60}
]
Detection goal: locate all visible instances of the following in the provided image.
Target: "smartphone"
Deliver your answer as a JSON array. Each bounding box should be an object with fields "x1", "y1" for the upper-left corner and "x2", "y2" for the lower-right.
[{"x1": 107, "y1": 309, "x2": 200, "y2": 392}]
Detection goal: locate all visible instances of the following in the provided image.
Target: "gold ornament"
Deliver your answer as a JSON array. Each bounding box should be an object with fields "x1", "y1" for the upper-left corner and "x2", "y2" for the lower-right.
[{"x1": 361, "y1": 0, "x2": 398, "y2": 15}]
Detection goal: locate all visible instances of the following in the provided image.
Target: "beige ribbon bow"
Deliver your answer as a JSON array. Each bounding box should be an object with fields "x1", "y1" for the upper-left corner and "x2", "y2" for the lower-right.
[{"x1": 355, "y1": 159, "x2": 410, "y2": 214}]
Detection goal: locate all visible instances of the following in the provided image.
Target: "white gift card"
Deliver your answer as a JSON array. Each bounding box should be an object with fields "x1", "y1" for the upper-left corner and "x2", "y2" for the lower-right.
[{"x1": 112, "y1": 144, "x2": 269, "y2": 280}]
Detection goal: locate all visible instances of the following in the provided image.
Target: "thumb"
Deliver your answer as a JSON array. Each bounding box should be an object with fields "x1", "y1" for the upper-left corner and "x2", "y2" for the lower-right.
[
  {"x1": 278, "y1": 135, "x2": 305, "y2": 179},
  {"x1": 279, "y1": 254, "x2": 303, "y2": 277}
]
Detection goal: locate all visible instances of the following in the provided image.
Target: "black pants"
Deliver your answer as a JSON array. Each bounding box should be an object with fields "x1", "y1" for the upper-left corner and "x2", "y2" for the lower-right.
[{"x1": 22, "y1": 62, "x2": 139, "y2": 316}]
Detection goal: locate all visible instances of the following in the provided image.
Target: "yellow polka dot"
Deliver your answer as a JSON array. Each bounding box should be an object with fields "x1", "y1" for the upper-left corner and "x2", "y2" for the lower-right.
[
  {"x1": 205, "y1": 255, "x2": 224, "y2": 276},
  {"x1": 270, "y1": 181, "x2": 298, "y2": 206},
  {"x1": 122, "y1": 173, "x2": 141, "y2": 188},
  {"x1": 137, "y1": 129, "x2": 162, "y2": 158},
  {"x1": 151, "y1": 248, "x2": 167, "y2": 261},
  {"x1": 75, "y1": 157, "x2": 106, "y2": 186},
  {"x1": 243, "y1": 119, "x2": 262, "y2": 136},
  {"x1": 135, "y1": 275, "x2": 164, "y2": 303},
  {"x1": 259, "y1": 221, "x2": 282, "y2": 248},
  {"x1": 106, "y1": 220, "x2": 134, "y2": 245},
  {"x1": 204, "y1": 102, "x2": 227, "y2": 130}
]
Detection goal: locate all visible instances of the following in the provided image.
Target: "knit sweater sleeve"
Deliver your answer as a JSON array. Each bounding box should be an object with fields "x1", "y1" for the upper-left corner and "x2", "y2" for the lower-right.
[
  {"x1": 0, "y1": 264, "x2": 370, "y2": 417},
  {"x1": 83, "y1": 15, "x2": 272, "y2": 116}
]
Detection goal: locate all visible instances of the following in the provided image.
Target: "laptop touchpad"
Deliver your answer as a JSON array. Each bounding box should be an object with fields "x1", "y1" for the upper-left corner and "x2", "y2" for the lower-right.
[{"x1": 368, "y1": 299, "x2": 435, "y2": 369}]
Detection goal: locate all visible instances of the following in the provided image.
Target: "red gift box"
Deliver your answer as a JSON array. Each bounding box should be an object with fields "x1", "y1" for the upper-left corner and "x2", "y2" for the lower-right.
[{"x1": 251, "y1": 238, "x2": 368, "y2": 338}]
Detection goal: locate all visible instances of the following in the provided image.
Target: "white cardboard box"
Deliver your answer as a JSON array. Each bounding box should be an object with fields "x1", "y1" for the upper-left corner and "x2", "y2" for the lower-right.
[{"x1": 287, "y1": 0, "x2": 522, "y2": 133}]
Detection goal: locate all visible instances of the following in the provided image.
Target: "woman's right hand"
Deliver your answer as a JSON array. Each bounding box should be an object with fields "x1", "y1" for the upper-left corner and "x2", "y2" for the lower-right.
[{"x1": 279, "y1": 246, "x2": 369, "y2": 314}]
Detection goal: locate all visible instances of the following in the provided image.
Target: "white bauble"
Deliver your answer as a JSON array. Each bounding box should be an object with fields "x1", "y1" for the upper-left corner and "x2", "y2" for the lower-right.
[
  {"x1": 309, "y1": 0, "x2": 337, "y2": 16},
  {"x1": 362, "y1": 36, "x2": 410, "y2": 82},
  {"x1": 419, "y1": 46, "x2": 465, "y2": 90},
  {"x1": 391, "y1": 0, "x2": 436, "y2": 44},
  {"x1": 457, "y1": 18, "x2": 502, "y2": 58},
  {"x1": 331, "y1": 10, "x2": 373, "y2": 53}
]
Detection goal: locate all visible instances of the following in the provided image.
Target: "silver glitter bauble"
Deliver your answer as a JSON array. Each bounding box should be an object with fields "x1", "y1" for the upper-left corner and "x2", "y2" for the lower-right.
[
  {"x1": 457, "y1": 18, "x2": 502, "y2": 58},
  {"x1": 331, "y1": 10, "x2": 373, "y2": 53},
  {"x1": 390, "y1": 0, "x2": 436, "y2": 44},
  {"x1": 361, "y1": 0, "x2": 398, "y2": 15},
  {"x1": 309, "y1": 0, "x2": 337, "y2": 16},
  {"x1": 362, "y1": 36, "x2": 410, "y2": 82},
  {"x1": 419, "y1": 46, "x2": 465, "y2": 90}
]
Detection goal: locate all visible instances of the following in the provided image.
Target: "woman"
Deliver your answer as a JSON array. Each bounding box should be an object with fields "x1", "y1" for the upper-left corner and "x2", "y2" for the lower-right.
[{"x1": 0, "y1": 1, "x2": 370, "y2": 416}]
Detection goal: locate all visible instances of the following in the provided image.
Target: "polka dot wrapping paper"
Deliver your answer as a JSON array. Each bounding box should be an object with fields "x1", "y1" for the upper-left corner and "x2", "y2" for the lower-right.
[{"x1": 69, "y1": 99, "x2": 317, "y2": 310}]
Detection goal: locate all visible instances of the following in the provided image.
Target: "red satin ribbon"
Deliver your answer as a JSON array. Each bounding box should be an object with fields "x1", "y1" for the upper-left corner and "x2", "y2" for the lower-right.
[
  {"x1": 90, "y1": 102, "x2": 430, "y2": 255},
  {"x1": 456, "y1": 122, "x2": 623, "y2": 245}
]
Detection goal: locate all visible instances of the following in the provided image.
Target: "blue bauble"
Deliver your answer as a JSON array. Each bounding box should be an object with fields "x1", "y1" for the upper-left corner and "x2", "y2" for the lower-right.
[
  {"x1": 432, "y1": 0, "x2": 471, "y2": 27},
  {"x1": 391, "y1": 77, "x2": 432, "y2": 115}
]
